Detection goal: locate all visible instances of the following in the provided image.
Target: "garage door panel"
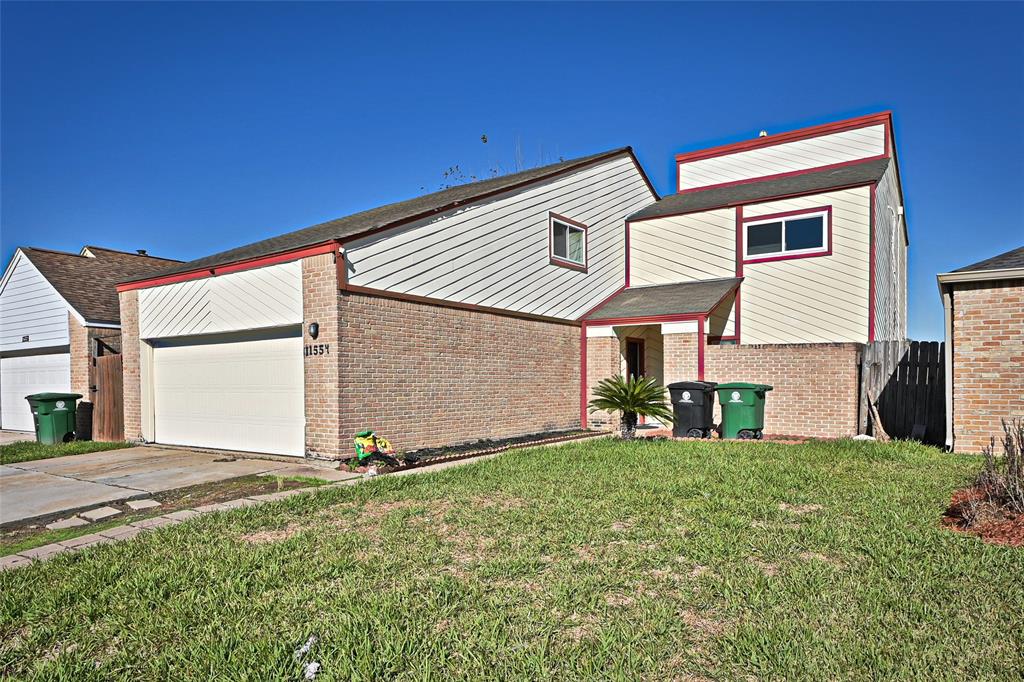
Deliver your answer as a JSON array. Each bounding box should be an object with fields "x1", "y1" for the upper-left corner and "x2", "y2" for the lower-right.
[
  {"x1": 0, "y1": 354, "x2": 71, "y2": 431},
  {"x1": 152, "y1": 331, "x2": 304, "y2": 457}
]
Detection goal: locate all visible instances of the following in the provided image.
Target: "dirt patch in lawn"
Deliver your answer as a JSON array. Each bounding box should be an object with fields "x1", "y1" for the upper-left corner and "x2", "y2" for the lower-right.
[
  {"x1": 779, "y1": 502, "x2": 823, "y2": 515},
  {"x1": 943, "y1": 485, "x2": 1024, "y2": 547}
]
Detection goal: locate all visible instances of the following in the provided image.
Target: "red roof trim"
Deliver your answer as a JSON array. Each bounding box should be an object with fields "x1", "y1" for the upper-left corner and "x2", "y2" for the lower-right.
[
  {"x1": 116, "y1": 241, "x2": 340, "y2": 292},
  {"x1": 674, "y1": 111, "x2": 892, "y2": 164}
]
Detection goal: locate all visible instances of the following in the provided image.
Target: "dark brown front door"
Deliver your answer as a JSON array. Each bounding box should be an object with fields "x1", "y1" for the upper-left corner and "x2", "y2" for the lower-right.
[{"x1": 626, "y1": 338, "x2": 645, "y2": 380}]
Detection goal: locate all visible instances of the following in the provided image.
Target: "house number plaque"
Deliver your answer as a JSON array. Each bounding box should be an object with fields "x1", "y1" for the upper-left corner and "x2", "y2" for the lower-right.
[{"x1": 304, "y1": 343, "x2": 330, "y2": 357}]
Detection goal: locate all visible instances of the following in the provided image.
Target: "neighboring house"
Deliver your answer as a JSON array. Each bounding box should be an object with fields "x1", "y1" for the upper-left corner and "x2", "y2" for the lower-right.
[
  {"x1": 585, "y1": 111, "x2": 909, "y2": 437},
  {"x1": 116, "y1": 149, "x2": 657, "y2": 457},
  {"x1": 0, "y1": 246, "x2": 179, "y2": 432},
  {"x1": 937, "y1": 246, "x2": 1024, "y2": 453},
  {"x1": 115, "y1": 111, "x2": 911, "y2": 459}
]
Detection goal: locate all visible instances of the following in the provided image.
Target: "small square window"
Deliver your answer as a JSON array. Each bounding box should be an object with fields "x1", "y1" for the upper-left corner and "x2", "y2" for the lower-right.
[{"x1": 550, "y1": 214, "x2": 587, "y2": 271}]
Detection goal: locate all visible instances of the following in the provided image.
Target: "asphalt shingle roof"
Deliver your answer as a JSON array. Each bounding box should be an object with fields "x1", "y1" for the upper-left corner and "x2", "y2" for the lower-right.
[
  {"x1": 629, "y1": 158, "x2": 890, "y2": 221},
  {"x1": 141, "y1": 147, "x2": 639, "y2": 281},
  {"x1": 584, "y1": 278, "x2": 742, "y2": 321},
  {"x1": 20, "y1": 246, "x2": 180, "y2": 324},
  {"x1": 953, "y1": 245, "x2": 1024, "y2": 273}
]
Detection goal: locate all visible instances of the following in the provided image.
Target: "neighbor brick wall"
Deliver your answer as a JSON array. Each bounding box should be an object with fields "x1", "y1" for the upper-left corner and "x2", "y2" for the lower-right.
[
  {"x1": 302, "y1": 254, "x2": 343, "y2": 459},
  {"x1": 119, "y1": 290, "x2": 142, "y2": 441},
  {"x1": 951, "y1": 279, "x2": 1024, "y2": 454},
  {"x1": 585, "y1": 334, "x2": 620, "y2": 428},
  {"x1": 336, "y1": 291, "x2": 581, "y2": 452},
  {"x1": 703, "y1": 342, "x2": 862, "y2": 438}
]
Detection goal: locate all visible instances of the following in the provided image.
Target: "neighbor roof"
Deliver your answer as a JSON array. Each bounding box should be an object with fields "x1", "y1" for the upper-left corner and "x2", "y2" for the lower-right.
[
  {"x1": 19, "y1": 246, "x2": 180, "y2": 324},
  {"x1": 584, "y1": 278, "x2": 742, "y2": 321},
  {"x1": 953, "y1": 245, "x2": 1024, "y2": 273},
  {"x1": 136, "y1": 147, "x2": 648, "y2": 282},
  {"x1": 629, "y1": 157, "x2": 890, "y2": 221}
]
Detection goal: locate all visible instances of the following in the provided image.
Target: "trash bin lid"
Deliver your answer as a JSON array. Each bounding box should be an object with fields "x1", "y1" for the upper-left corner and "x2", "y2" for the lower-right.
[
  {"x1": 715, "y1": 382, "x2": 773, "y2": 392},
  {"x1": 25, "y1": 392, "x2": 83, "y2": 401},
  {"x1": 668, "y1": 381, "x2": 718, "y2": 390}
]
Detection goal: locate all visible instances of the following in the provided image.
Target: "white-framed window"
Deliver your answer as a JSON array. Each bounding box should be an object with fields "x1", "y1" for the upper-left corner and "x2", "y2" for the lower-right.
[
  {"x1": 549, "y1": 213, "x2": 588, "y2": 271},
  {"x1": 743, "y1": 207, "x2": 831, "y2": 263}
]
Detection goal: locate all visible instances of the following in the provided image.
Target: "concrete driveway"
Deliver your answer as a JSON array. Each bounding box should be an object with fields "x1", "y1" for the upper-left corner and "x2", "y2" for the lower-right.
[
  {"x1": 0, "y1": 446, "x2": 356, "y2": 525},
  {"x1": 0, "y1": 430, "x2": 33, "y2": 446}
]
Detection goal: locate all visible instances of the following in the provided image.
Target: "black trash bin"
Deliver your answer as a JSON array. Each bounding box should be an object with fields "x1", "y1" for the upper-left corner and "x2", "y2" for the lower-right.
[{"x1": 668, "y1": 381, "x2": 718, "y2": 438}]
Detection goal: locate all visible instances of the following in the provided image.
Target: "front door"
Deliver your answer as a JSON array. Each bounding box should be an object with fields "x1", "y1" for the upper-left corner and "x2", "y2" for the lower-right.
[{"x1": 626, "y1": 338, "x2": 645, "y2": 380}]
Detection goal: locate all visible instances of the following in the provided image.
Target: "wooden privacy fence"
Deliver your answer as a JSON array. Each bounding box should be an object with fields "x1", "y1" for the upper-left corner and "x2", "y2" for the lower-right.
[
  {"x1": 93, "y1": 354, "x2": 124, "y2": 442},
  {"x1": 860, "y1": 340, "x2": 945, "y2": 445}
]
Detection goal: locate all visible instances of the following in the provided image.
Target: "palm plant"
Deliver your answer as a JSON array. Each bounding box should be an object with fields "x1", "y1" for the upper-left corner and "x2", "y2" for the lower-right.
[{"x1": 588, "y1": 374, "x2": 674, "y2": 439}]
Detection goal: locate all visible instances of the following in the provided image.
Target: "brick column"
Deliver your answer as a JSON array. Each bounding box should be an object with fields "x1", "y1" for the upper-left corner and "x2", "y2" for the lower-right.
[
  {"x1": 662, "y1": 332, "x2": 698, "y2": 385},
  {"x1": 302, "y1": 253, "x2": 343, "y2": 459},
  {"x1": 585, "y1": 331, "x2": 621, "y2": 428},
  {"x1": 68, "y1": 314, "x2": 91, "y2": 398},
  {"x1": 119, "y1": 290, "x2": 142, "y2": 441}
]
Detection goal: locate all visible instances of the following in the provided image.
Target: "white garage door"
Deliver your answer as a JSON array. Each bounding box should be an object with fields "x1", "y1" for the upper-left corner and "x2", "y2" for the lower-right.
[
  {"x1": 152, "y1": 328, "x2": 304, "y2": 457},
  {"x1": 0, "y1": 353, "x2": 72, "y2": 431}
]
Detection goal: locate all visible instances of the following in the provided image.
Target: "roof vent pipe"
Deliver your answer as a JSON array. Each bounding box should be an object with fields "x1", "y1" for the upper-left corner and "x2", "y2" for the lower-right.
[
  {"x1": 758, "y1": 130, "x2": 768, "y2": 137},
  {"x1": 137, "y1": 249, "x2": 148, "y2": 256}
]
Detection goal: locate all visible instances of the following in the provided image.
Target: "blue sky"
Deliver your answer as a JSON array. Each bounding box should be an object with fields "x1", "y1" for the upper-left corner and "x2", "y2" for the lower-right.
[{"x1": 2, "y1": 2, "x2": 1022, "y2": 340}]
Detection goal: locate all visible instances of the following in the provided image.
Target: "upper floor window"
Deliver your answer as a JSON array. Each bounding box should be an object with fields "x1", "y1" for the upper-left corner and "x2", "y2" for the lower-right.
[
  {"x1": 549, "y1": 213, "x2": 588, "y2": 271},
  {"x1": 743, "y1": 207, "x2": 831, "y2": 263}
]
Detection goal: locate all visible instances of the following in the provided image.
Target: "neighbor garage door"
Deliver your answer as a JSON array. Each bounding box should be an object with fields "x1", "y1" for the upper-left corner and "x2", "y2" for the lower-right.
[
  {"x1": 151, "y1": 328, "x2": 304, "y2": 457},
  {"x1": 0, "y1": 353, "x2": 72, "y2": 431}
]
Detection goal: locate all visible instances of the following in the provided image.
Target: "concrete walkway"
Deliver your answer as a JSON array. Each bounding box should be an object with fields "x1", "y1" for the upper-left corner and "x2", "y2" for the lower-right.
[{"x1": 0, "y1": 446, "x2": 358, "y2": 525}]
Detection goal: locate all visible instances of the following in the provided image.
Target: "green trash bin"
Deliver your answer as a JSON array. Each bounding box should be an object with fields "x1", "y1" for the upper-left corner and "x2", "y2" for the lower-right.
[
  {"x1": 25, "y1": 393, "x2": 82, "y2": 445},
  {"x1": 715, "y1": 383, "x2": 773, "y2": 440}
]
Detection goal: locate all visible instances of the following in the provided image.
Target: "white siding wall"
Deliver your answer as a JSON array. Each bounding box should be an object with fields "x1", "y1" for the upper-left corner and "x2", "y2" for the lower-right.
[
  {"x1": 741, "y1": 187, "x2": 871, "y2": 344},
  {"x1": 628, "y1": 208, "x2": 735, "y2": 286},
  {"x1": 678, "y1": 124, "x2": 886, "y2": 191},
  {"x1": 0, "y1": 252, "x2": 71, "y2": 352},
  {"x1": 872, "y1": 162, "x2": 908, "y2": 341},
  {"x1": 138, "y1": 261, "x2": 303, "y2": 339},
  {"x1": 345, "y1": 155, "x2": 654, "y2": 320}
]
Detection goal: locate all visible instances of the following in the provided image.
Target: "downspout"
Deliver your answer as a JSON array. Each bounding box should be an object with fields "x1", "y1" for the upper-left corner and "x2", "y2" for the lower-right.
[{"x1": 942, "y1": 284, "x2": 955, "y2": 452}]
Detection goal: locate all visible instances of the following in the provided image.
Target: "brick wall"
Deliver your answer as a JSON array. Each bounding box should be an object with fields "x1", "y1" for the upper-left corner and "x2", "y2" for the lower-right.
[
  {"x1": 337, "y1": 291, "x2": 581, "y2": 452},
  {"x1": 119, "y1": 290, "x2": 142, "y2": 441},
  {"x1": 703, "y1": 342, "x2": 862, "y2": 438},
  {"x1": 951, "y1": 279, "x2": 1024, "y2": 453},
  {"x1": 585, "y1": 334, "x2": 619, "y2": 428},
  {"x1": 302, "y1": 254, "x2": 343, "y2": 459}
]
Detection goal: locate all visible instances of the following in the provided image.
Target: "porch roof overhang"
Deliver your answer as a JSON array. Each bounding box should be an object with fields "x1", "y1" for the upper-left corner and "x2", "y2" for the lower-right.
[{"x1": 582, "y1": 277, "x2": 742, "y2": 324}]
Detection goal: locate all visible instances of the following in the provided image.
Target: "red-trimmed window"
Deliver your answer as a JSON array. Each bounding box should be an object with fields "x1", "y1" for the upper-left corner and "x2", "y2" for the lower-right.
[
  {"x1": 743, "y1": 206, "x2": 831, "y2": 264},
  {"x1": 549, "y1": 213, "x2": 588, "y2": 271}
]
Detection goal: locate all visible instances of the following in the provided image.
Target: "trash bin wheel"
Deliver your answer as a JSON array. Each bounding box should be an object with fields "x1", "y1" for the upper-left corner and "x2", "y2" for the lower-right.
[
  {"x1": 686, "y1": 428, "x2": 704, "y2": 439},
  {"x1": 755, "y1": 430, "x2": 764, "y2": 440},
  {"x1": 737, "y1": 429, "x2": 757, "y2": 440}
]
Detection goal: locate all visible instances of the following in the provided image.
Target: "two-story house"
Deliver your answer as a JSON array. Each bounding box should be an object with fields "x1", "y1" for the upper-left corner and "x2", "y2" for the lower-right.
[
  {"x1": 115, "y1": 112, "x2": 908, "y2": 458},
  {"x1": 584, "y1": 112, "x2": 908, "y2": 436}
]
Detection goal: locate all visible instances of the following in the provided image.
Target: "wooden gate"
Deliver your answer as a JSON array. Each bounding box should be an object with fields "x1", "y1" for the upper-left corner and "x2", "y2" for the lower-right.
[
  {"x1": 93, "y1": 354, "x2": 124, "y2": 442},
  {"x1": 860, "y1": 340, "x2": 945, "y2": 445}
]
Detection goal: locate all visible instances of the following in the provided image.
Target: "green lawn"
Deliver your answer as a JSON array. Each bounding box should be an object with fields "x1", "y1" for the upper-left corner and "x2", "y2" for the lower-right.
[
  {"x1": 0, "y1": 440, "x2": 132, "y2": 465},
  {"x1": 1, "y1": 438, "x2": 1021, "y2": 680}
]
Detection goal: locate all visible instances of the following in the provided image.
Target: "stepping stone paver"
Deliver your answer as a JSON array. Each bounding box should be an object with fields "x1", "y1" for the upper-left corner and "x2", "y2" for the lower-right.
[
  {"x1": 80, "y1": 506, "x2": 122, "y2": 521},
  {"x1": 45, "y1": 516, "x2": 89, "y2": 530},
  {"x1": 164, "y1": 509, "x2": 201, "y2": 521},
  {"x1": 126, "y1": 499, "x2": 161, "y2": 511},
  {"x1": 59, "y1": 533, "x2": 112, "y2": 550},
  {"x1": 20, "y1": 543, "x2": 69, "y2": 560},
  {"x1": 98, "y1": 525, "x2": 141, "y2": 540},
  {"x1": 130, "y1": 516, "x2": 176, "y2": 530},
  {"x1": 0, "y1": 554, "x2": 33, "y2": 571}
]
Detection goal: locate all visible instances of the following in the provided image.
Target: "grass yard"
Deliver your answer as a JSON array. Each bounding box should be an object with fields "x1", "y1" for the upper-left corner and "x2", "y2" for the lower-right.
[
  {"x1": 1, "y1": 438, "x2": 1021, "y2": 680},
  {"x1": 0, "y1": 440, "x2": 131, "y2": 465}
]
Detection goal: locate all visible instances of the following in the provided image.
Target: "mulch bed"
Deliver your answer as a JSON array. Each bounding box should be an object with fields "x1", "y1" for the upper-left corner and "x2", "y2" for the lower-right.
[{"x1": 942, "y1": 485, "x2": 1024, "y2": 547}]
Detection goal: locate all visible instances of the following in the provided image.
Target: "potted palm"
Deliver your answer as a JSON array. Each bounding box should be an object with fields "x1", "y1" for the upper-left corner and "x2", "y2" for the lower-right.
[{"x1": 588, "y1": 375, "x2": 675, "y2": 439}]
